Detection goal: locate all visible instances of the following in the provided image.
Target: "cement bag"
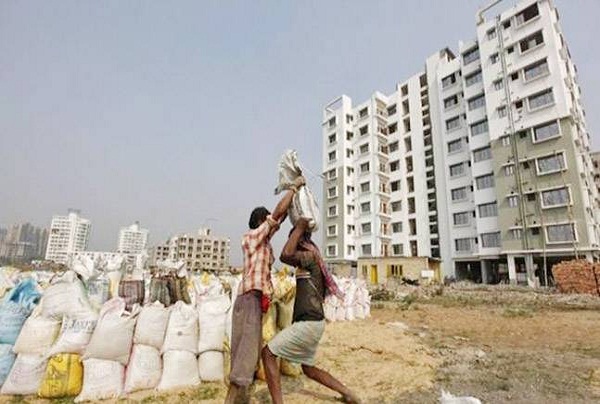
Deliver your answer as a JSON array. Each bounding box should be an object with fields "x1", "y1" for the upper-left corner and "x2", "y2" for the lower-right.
[
  {"x1": 162, "y1": 301, "x2": 198, "y2": 354},
  {"x1": 86, "y1": 276, "x2": 110, "y2": 311},
  {"x1": 275, "y1": 150, "x2": 320, "y2": 231},
  {"x1": 0, "y1": 278, "x2": 41, "y2": 344},
  {"x1": 134, "y1": 301, "x2": 169, "y2": 349},
  {"x1": 198, "y1": 295, "x2": 231, "y2": 353},
  {"x1": 157, "y1": 350, "x2": 200, "y2": 391},
  {"x1": 83, "y1": 298, "x2": 138, "y2": 364},
  {"x1": 72, "y1": 256, "x2": 96, "y2": 281},
  {"x1": 118, "y1": 280, "x2": 145, "y2": 312},
  {"x1": 0, "y1": 344, "x2": 16, "y2": 386},
  {"x1": 148, "y1": 277, "x2": 171, "y2": 307},
  {"x1": 198, "y1": 350, "x2": 224, "y2": 382},
  {"x1": 38, "y1": 353, "x2": 83, "y2": 398},
  {"x1": 344, "y1": 282, "x2": 357, "y2": 321},
  {"x1": 13, "y1": 307, "x2": 61, "y2": 354},
  {"x1": 48, "y1": 316, "x2": 97, "y2": 356},
  {"x1": 226, "y1": 276, "x2": 240, "y2": 345},
  {"x1": 281, "y1": 359, "x2": 302, "y2": 377},
  {"x1": 40, "y1": 271, "x2": 95, "y2": 320},
  {"x1": 194, "y1": 272, "x2": 224, "y2": 301},
  {"x1": 167, "y1": 276, "x2": 192, "y2": 305},
  {"x1": 262, "y1": 304, "x2": 277, "y2": 343},
  {"x1": 0, "y1": 353, "x2": 47, "y2": 395},
  {"x1": 74, "y1": 359, "x2": 123, "y2": 402},
  {"x1": 123, "y1": 344, "x2": 161, "y2": 393}
]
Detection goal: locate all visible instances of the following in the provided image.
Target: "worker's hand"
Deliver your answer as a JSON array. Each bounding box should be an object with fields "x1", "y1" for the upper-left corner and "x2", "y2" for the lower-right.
[{"x1": 292, "y1": 176, "x2": 306, "y2": 189}]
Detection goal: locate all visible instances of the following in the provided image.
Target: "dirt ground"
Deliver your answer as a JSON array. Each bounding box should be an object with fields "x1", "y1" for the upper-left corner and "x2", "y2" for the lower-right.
[{"x1": 3, "y1": 286, "x2": 600, "y2": 404}]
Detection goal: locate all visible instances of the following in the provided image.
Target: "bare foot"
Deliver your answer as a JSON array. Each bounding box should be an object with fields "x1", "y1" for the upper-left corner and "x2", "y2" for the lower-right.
[{"x1": 341, "y1": 392, "x2": 362, "y2": 404}]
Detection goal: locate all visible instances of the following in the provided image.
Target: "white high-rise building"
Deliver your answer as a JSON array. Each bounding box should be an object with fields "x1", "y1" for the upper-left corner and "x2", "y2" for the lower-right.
[
  {"x1": 117, "y1": 222, "x2": 149, "y2": 255},
  {"x1": 322, "y1": 0, "x2": 600, "y2": 286},
  {"x1": 45, "y1": 210, "x2": 91, "y2": 265}
]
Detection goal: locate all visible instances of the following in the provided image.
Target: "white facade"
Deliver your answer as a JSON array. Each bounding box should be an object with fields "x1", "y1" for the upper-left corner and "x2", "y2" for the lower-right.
[
  {"x1": 45, "y1": 210, "x2": 91, "y2": 265},
  {"x1": 321, "y1": 0, "x2": 600, "y2": 284},
  {"x1": 117, "y1": 222, "x2": 149, "y2": 255}
]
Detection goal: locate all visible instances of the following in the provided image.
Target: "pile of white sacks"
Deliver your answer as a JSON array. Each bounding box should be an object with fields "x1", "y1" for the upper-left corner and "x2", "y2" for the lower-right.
[{"x1": 0, "y1": 262, "x2": 369, "y2": 401}]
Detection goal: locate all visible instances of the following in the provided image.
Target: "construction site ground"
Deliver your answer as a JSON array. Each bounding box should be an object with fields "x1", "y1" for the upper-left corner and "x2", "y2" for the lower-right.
[{"x1": 3, "y1": 284, "x2": 600, "y2": 404}]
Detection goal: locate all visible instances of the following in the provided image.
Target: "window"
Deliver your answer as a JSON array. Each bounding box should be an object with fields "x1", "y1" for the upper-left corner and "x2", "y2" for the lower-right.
[
  {"x1": 511, "y1": 72, "x2": 519, "y2": 81},
  {"x1": 533, "y1": 120, "x2": 560, "y2": 142},
  {"x1": 390, "y1": 160, "x2": 399, "y2": 172},
  {"x1": 328, "y1": 151, "x2": 336, "y2": 162},
  {"x1": 470, "y1": 119, "x2": 488, "y2": 136},
  {"x1": 346, "y1": 114, "x2": 353, "y2": 124},
  {"x1": 524, "y1": 58, "x2": 549, "y2": 81},
  {"x1": 446, "y1": 116, "x2": 461, "y2": 131},
  {"x1": 346, "y1": 205, "x2": 354, "y2": 215},
  {"x1": 502, "y1": 19, "x2": 511, "y2": 29},
  {"x1": 528, "y1": 88, "x2": 554, "y2": 110},
  {"x1": 516, "y1": 3, "x2": 539, "y2": 26},
  {"x1": 347, "y1": 245, "x2": 354, "y2": 256},
  {"x1": 346, "y1": 149, "x2": 354, "y2": 158},
  {"x1": 451, "y1": 187, "x2": 468, "y2": 201},
  {"x1": 346, "y1": 131, "x2": 354, "y2": 141},
  {"x1": 520, "y1": 31, "x2": 544, "y2": 53},
  {"x1": 401, "y1": 84, "x2": 408, "y2": 96},
  {"x1": 392, "y1": 244, "x2": 403, "y2": 256},
  {"x1": 346, "y1": 167, "x2": 354, "y2": 176},
  {"x1": 531, "y1": 227, "x2": 540, "y2": 236},
  {"x1": 478, "y1": 202, "x2": 498, "y2": 217},
  {"x1": 493, "y1": 79, "x2": 504, "y2": 90},
  {"x1": 442, "y1": 73, "x2": 456, "y2": 88},
  {"x1": 448, "y1": 139, "x2": 463, "y2": 153},
  {"x1": 501, "y1": 135, "x2": 511, "y2": 147},
  {"x1": 360, "y1": 202, "x2": 371, "y2": 214},
  {"x1": 328, "y1": 133, "x2": 336, "y2": 144},
  {"x1": 455, "y1": 238, "x2": 472, "y2": 252},
  {"x1": 360, "y1": 181, "x2": 370, "y2": 193},
  {"x1": 481, "y1": 232, "x2": 501, "y2": 248},
  {"x1": 391, "y1": 201, "x2": 402, "y2": 212},
  {"x1": 546, "y1": 223, "x2": 576, "y2": 243},
  {"x1": 450, "y1": 163, "x2": 465, "y2": 177},
  {"x1": 453, "y1": 212, "x2": 471, "y2": 226},
  {"x1": 507, "y1": 195, "x2": 519, "y2": 208},
  {"x1": 515, "y1": 99, "x2": 524, "y2": 110},
  {"x1": 490, "y1": 53, "x2": 499, "y2": 64},
  {"x1": 361, "y1": 222, "x2": 372, "y2": 235},
  {"x1": 511, "y1": 228, "x2": 523, "y2": 240},
  {"x1": 327, "y1": 169, "x2": 336, "y2": 180},
  {"x1": 463, "y1": 47, "x2": 480, "y2": 65},
  {"x1": 387, "y1": 104, "x2": 397, "y2": 116},
  {"x1": 388, "y1": 123, "x2": 398, "y2": 134},
  {"x1": 507, "y1": 46, "x2": 514, "y2": 55},
  {"x1": 327, "y1": 225, "x2": 337, "y2": 237},
  {"x1": 391, "y1": 180, "x2": 400, "y2": 192},
  {"x1": 326, "y1": 245, "x2": 337, "y2": 257},
  {"x1": 389, "y1": 141, "x2": 399, "y2": 152},
  {"x1": 444, "y1": 95, "x2": 459, "y2": 109},
  {"x1": 392, "y1": 222, "x2": 402, "y2": 233},
  {"x1": 328, "y1": 205, "x2": 338, "y2": 217},
  {"x1": 358, "y1": 107, "x2": 368, "y2": 118},
  {"x1": 327, "y1": 186, "x2": 338, "y2": 198},
  {"x1": 498, "y1": 106, "x2": 507, "y2": 118},
  {"x1": 468, "y1": 94, "x2": 486, "y2": 111},
  {"x1": 465, "y1": 70, "x2": 482, "y2": 87},
  {"x1": 536, "y1": 152, "x2": 565, "y2": 175},
  {"x1": 346, "y1": 185, "x2": 354, "y2": 195},
  {"x1": 361, "y1": 244, "x2": 372, "y2": 256},
  {"x1": 473, "y1": 146, "x2": 492, "y2": 162},
  {"x1": 360, "y1": 162, "x2": 370, "y2": 174},
  {"x1": 504, "y1": 165, "x2": 515, "y2": 176},
  {"x1": 359, "y1": 125, "x2": 368, "y2": 135},
  {"x1": 487, "y1": 28, "x2": 497, "y2": 40},
  {"x1": 328, "y1": 117, "x2": 336, "y2": 128},
  {"x1": 527, "y1": 193, "x2": 536, "y2": 202},
  {"x1": 541, "y1": 187, "x2": 570, "y2": 208},
  {"x1": 359, "y1": 143, "x2": 369, "y2": 155},
  {"x1": 476, "y1": 174, "x2": 495, "y2": 189}
]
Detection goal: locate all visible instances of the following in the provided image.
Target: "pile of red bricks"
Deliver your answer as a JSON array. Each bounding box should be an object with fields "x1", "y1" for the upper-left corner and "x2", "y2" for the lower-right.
[{"x1": 552, "y1": 260, "x2": 600, "y2": 296}]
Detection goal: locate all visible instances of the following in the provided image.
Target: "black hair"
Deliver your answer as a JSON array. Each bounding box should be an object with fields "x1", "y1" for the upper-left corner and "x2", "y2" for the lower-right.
[{"x1": 249, "y1": 206, "x2": 270, "y2": 229}]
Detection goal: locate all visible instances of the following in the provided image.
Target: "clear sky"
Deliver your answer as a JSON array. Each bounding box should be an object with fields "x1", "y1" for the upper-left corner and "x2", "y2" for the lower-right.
[{"x1": 1, "y1": 0, "x2": 599, "y2": 266}]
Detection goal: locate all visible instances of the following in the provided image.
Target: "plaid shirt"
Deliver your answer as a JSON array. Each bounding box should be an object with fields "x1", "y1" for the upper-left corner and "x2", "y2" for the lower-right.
[{"x1": 239, "y1": 215, "x2": 277, "y2": 297}]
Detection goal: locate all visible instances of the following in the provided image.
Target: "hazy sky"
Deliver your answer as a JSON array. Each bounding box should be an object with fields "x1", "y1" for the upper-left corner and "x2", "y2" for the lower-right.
[{"x1": 2, "y1": 0, "x2": 599, "y2": 265}]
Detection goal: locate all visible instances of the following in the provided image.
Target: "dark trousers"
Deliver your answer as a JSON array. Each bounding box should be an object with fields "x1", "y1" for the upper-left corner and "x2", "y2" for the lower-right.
[{"x1": 229, "y1": 290, "x2": 262, "y2": 386}]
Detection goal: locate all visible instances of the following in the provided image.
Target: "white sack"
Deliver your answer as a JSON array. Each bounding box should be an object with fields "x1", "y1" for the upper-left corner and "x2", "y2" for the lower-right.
[
  {"x1": 83, "y1": 298, "x2": 138, "y2": 364},
  {"x1": 123, "y1": 344, "x2": 162, "y2": 393},
  {"x1": 198, "y1": 350, "x2": 224, "y2": 382},
  {"x1": 198, "y1": 295, "x2": 230, "y2": 353},
  {"x1": 86, "y1": 276, "x2": 110, "y2": 311},
  {"x1": 48, "y1": 316, "x2": 97, "y2": 356},
  {"x1": 40, "y1": 271, "x2": 95, "y2": 320},
  {"x1": 12, "y1": 307, "x2": 61, "y2": 354},
  {"x1": 72, "y1": 256, "x2": 96, "y2": 281},
  {"x1": 162, "y1": 301, "x2": 198, "y2": 354},
  {"x1": 134, "y1": 301, "x2": 169, "y2": 349},
  {"x1": 157, "y1": 350, "x2": 200, "y2": 391},
  {"x1": 75, "y1": 358, "x2": 124, "y2": 402},
  {"x1": 0, "y1": 353, "x2": 47, "y2": 395}
]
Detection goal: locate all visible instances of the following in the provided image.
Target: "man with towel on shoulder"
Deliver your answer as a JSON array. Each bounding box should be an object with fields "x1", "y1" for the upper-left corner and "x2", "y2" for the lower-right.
[{"x1": 261, "y1": 217, "x2": 361, "y2": 404}]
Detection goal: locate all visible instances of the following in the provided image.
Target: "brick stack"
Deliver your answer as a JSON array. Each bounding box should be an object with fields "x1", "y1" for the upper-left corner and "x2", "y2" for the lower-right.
[{"x1": 552, "y1": 260, "x2": 600, "y2": 296}]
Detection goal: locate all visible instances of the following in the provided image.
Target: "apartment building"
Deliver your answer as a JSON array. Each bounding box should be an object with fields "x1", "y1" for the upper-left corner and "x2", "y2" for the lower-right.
[
  {"x1": 149, "y1": 228, "x2": 230, "y2": 272},
  {"x1": 322, "y1": 0, "x2": 600, "y2": 286},
  {"x1": 0, "y1": 223, "x2": 48, "y2": 263},
  {"x1": 117, "y1": 222, "x2": 149, "y2": 255},
  {"x1": 45, "y1": 210, "x2": 91, "y2": 265}
]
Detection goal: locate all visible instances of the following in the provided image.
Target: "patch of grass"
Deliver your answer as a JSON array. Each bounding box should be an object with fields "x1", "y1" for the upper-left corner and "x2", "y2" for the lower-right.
[{"x1": 501, "y1": 306, "x2": 534, "y2": 318}]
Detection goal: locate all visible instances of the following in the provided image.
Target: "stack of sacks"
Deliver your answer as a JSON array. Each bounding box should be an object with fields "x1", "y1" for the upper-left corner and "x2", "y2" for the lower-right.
[
  {"x1": 76, "y1": 298, "x2": 138, "y2": 402},
  {"x1": 73, "y1": 256, "x2": 110, "y2": 311},
  {"x1": 157, "y1": 301, "x2": 200, "y2": 390},
  {"x1": 323, "y1": 277, "x2": 372, "y2": 322},
  {"x1": 224, "y1": 275, "x2": 241, "y2": 345},
  {"x1": 197, "y1": 294, "x2": 230, "y2": 381},
  {"x1": 0, "y1": 278, "x2": 42, "y2": 392},
  {"x1": 354, "y1": 280, "x2": 371, "y2": 319},
  {"x1": 334, "y1": 279, "x2": 348, "y2": 322},
  {"x1": 272, "y1": 269, "x2": 301, "y2": 377},
  {"x1": 343, "y1": 280, "x2": 358, "y2": 321},
  {"x1": 125, "y1": 301, "x2": 169, "y2": 393}
]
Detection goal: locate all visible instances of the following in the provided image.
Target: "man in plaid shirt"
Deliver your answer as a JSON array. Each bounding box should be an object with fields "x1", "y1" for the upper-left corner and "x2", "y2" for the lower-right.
[{"x1": 225, "y1": 175, "x2": 305, "y2": 404}]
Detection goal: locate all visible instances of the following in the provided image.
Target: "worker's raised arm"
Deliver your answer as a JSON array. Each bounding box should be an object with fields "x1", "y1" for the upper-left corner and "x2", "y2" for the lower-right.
[{"x1": 270, "y1": 176, "x2": 306, "y2": 224}]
